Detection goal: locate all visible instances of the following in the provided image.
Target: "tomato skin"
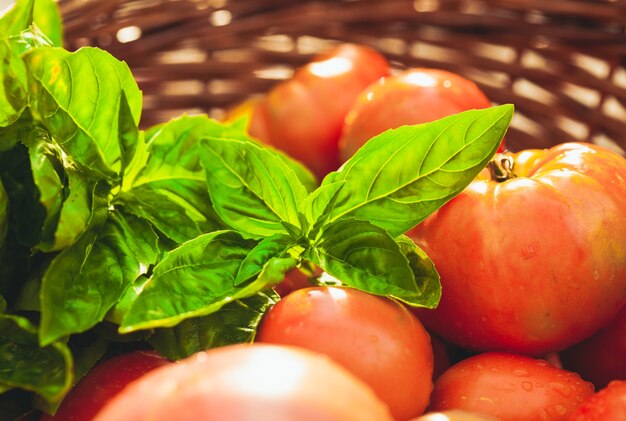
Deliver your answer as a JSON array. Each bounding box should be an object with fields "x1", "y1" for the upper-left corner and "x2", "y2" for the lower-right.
[
  {"x1": 409, "y1": 142, "x2": 626, "y2": 355},
  {"x1": 256, "y1": 286, "x2": 434, "y2": 421},
  {"x1": 248, "y1": 43, "x2": 390, "y2": 180},
  {"x1": 412, "y1": 409, "x2": 501, "y2": 421},
  {"x1": 338, "y1": 68, "x2": 495, "y2": 162},
  {"x1": 40, "y1": 350, "x2": 170, "y2": 421},
  {"x1": 569, "y1": 380, "x2": 626, "y2": 421},
  {"x1": 560, "y1": 304, "x2": 626, "y2": 389},
  {"x1": 93, "y1": 344, "x2": 394, "y2": 421},
  {"x1": 429, "y1": 352, "x2": 594, "y2": 421}
]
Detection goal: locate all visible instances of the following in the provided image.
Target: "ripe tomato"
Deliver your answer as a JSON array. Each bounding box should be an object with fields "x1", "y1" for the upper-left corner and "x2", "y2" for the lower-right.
[
  {"x1": 409, "y1": 142, "x2": 626, "y2": 355},
  {"x1": 569, "y1": 380, "x2": 626, "y2": 420},
  {"x1": 255, "y1": 286, "x2": 434, "y2": 421},
  {"x1": 338, "y1": 68, "x2": 496, "y2": 162},
  {"x1": 41, "y1": 350, "x2": 170, "y2": 421},
  {"x1": 560, "y1": 303, "x2": 626, "y2": 389},
  {"x1": 243, "y1": 43, "x2": 390, "y2": 180},
  {"x1": 93, "y1": 344, "x2": 394, "y2": 421},
  {"x1": 429, "y1": 352, "x2": 594, "y2": 421},
  {"x1": 412, "y1": 410, "x2": 500, "y2": 421}
]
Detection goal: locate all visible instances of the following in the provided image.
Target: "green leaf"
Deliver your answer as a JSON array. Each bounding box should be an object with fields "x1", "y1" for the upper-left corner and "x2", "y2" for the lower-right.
[
  {"x1": 149, "y1": 290, "x2": 279, "y2": 360},
  {"x1": 303, "y1": 180, "x2": 345, "y2": 239},
  {"x1": 118, "y1": 115, "x2": 228, "y2": 242},
  {"x1": 39, "y1": 208, "x2": 159, "y2": 345},
  {"x1": 0, "y1": 0, "x2": 34, "y2": 37},
  {"x1": 0, "y1": 39, "x2": 28, "y2": 127},
  {"x1": 23, "y1": 47, "x2": 142, "y2": 182},
  {"x1": 33, "y1": 0, "x2": 63, "y2": 47},
  {"x1": 118, "y1": 179, "x2": 224, "y2": 244},
  {"x1": 0, "y1": 179, "x2": 7, "y2": 252},
  {"x1": 317, "y1": 105, "x2": 513, "y2": 237},
  {"x1": 0, "y1": 314, "x2": 72, "y2": 404},
  {"x1": 234, "y1": 234, "x2": 296, "y2": 285},
  {"x1": 0, "y1": 142, "x2": 46, "y2": 247},
  {"x1": 395, "y1": 235, "x2": 441, "y2": 308},
  {"x1": 120, "y1": 230, "x2": 279, "y2": 332},
  {"x1": 143, "y1": 114, "x2": 317, "y2": 193},
  {"x1": 25, "y1": 127, "x2": 64, "y2": 246},
  {"x1": 304, "y1": 218, "x2": 429, "y2": 304},
  {"x1": 201, "y1": 137, "x2": 308, "y2": 239}
]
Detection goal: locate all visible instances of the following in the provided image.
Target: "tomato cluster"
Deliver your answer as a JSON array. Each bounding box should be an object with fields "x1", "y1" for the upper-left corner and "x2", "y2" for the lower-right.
[{"x1": 41, "y1": 43, "x2": 626, "y2": 421}]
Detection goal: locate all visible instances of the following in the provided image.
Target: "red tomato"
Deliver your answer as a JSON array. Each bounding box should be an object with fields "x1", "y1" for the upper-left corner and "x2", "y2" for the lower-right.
[
  {"x1": 273, "y1": 266, "x2": 320, "y2": 297},
  {"x1": 569, "y1": 380, "x2": 626, "y2": 421},
  {"x1": 256, "y1": 286, "x2": 434, "y2": 421},
  {"x1": 429, "y1": 352, "x2": 594, "y2": 421},
  {"x1": 409, "y1": 142, "x2": 626, "y2": 355},
  {"x1": 246, "y1": 43, "x2": 390, "y2": 180},
  {"x1": 93, "y1": 344, "x2": 394, "y2": 421},
  {"x1": 338, "y1": 68, "x2": 496, "y2": 162},
  {"x1": 560, "y1": 303, "x2": 626, "y2": 389},
  {"x1": 41, "y1": 350, "x2": 170, "y2": 421},
  {"x1": 412, "y1": 410, "x2": 501, "y2": 421}
]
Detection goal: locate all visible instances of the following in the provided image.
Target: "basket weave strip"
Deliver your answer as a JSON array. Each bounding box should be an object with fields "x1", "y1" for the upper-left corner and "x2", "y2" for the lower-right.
[{"x1": 59, "y1": 0, "x2": 626, "y2": 153}]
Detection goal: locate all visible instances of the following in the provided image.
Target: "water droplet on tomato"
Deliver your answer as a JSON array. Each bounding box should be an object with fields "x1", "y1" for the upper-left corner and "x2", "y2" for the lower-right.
[
  {"x1": 513, "y1": 369, "x2": 529, "y2": 377},
  {"x1": 549, "y1": 382, "x2": 571, "y2": 397},
  {"x1": 553, "y1": 404, "x2": 567, "y2": 416},
  {"x1": 521, "y1": 381, "x2": 534, "y2": 391}
]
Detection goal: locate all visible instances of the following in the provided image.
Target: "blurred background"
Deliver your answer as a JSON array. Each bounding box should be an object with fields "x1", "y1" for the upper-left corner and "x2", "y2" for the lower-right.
[{"x1": 19, "y1": 0, "x2": 626, "y2": 154}]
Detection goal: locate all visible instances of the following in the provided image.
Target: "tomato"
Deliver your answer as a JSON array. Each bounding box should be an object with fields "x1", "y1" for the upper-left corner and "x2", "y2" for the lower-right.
[
  {"x1": 560, "y1": 303, "x2": 626, "y2": 389},
  {"x1": 409, "y1": 142, "x2": 626, "y2": 355},
  {"x1": 41, "y1": 350, "x2": 170, "y2": 421},
  {"x1": 569, "y1": 380, "x2": 626, "y2": 420},
  {"x1": 243, "y1": 43, "x2": 390, "y2": 180},
  {"x1": 338, "y1": 68, "x2": 496, "y2": 162},
  {"x1": 93, "y1": 344, "x2": 394, "y2": 421},
  {"x1": 428, "y1": 352, "x2": 594, "y2": 421},
  {"x1": 255, "y1": 286, "x2": 433, "y2": 420},
  {"x1": 412, "y1": 410, "x2": 501, "y2": 421}
]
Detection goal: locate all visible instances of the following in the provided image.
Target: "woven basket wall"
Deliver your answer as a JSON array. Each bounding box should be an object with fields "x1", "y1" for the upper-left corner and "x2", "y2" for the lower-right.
[{"x1": 58, "y1": 0, "x2": 626, "y2": 155}]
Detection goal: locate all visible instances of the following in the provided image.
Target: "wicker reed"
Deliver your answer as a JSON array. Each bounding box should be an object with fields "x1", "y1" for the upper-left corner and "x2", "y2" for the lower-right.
[{"x1": 59, "y1": 0, "x2": 626, "y2": 154}]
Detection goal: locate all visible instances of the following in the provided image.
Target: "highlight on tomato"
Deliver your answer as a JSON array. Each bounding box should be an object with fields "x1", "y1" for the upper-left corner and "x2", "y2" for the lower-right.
[{"x1": 93, "y1": 344, "x2": 394, "y2": 421}]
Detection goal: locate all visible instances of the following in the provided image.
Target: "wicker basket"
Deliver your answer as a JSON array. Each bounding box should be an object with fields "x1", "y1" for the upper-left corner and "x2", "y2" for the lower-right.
[{"x1": 58, "y1": 0, "x2": 626, "y2": 154}]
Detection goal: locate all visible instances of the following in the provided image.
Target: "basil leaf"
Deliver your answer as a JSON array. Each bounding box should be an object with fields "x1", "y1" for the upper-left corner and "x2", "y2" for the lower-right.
[
  {"x1": 305, "y1": 218, "x2": 427, "y2": 304},
  {"x1": 39, "y1": 207, "x2": 159, "y2": 345},
  {"x1": 120, "y1": 230, "x2": 277, "y2": 332},
  {"x1": 118, "y1": 179, "x2": 224, "y2": 244},
  {"x1": 234, "y1": 234, "x2": 296, "y2": 285},
  {"x1": 118, "y1": 115, "x2": 227, "y2": 242},
  {"x1": 201, "y1": 138, "x2": 308, "y2": 239},
  {"x1": 0, "y1": 0, "x2": 34, "y2": 37},
  {"x1": 0, "y1": 39, "x2": 28, "y2": 127},
  {"x1": 149, "y1": 290, "x2": 279, "y2": 360},
  {"x1": 0, "y1": 142, "x2": 46, "y2": 247},
  {"x1": 33, "y1": 0, "x2": 63, "y2": 47},
  {"x1": 318, "y1": 105, "x2": 513, "y2": 237},
  {"x1": 0, "y1": 180, "x2": 7, "y2": 252},
  {"x1": 25, "y1": 127, "x2": 64, "y2": 247},
  {"x1": 23, "y1": 47, "x2": 142, "y2": 182},
  {"x1": 0, "y1": 314, "x2": 72, "y2": 404},
  {"x1": 303, "y1": 180, "x2": 345, "y2": 239},
  {"x1": 395, "y1": 235, "x2": 441, "y2": 308}
]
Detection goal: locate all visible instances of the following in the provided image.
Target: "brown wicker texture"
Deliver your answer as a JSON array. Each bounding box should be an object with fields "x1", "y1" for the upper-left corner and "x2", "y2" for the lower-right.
[{"x1": 59, "y1": 0, "x2": 626, "y2": 154}]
